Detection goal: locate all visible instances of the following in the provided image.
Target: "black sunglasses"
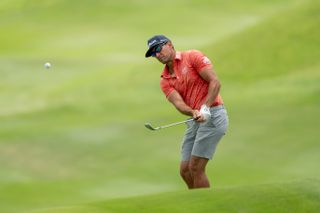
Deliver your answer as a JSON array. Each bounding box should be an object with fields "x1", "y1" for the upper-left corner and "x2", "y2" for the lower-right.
[{"x1": 151, "y1": 42, "x2": 167, "y2": 57}]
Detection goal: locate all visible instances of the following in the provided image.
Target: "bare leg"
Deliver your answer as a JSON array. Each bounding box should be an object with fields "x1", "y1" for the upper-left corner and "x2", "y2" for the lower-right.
[
  {"x1": 189, "y1": 156, "x2": 210, "y2": 188},
  {"x1": 180, "y1": 161, "x2": 194, "y2": 189}
]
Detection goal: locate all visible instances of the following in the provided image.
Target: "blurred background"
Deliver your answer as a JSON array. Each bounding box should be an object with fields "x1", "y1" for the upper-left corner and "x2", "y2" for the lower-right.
[{"x1": 0, "y1": 0, "x2": 319, "y2": 212}]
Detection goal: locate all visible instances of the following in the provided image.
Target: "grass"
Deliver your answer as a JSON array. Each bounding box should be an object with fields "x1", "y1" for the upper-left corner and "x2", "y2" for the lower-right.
[
  {"x1": 28, "y1": 179, "x2": 320, "y2": 213},
  {"x1": 0, "y1": 0, "x2": 319, "y2": 212}
]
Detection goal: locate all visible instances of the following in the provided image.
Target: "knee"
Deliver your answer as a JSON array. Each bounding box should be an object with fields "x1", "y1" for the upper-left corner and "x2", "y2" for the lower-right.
[
  {"x1": 180, "y1": 163, "x2": 190, "y2": 177},
  {"x1": 189, "y1": 163, "x2": 203, "y2": 175}
]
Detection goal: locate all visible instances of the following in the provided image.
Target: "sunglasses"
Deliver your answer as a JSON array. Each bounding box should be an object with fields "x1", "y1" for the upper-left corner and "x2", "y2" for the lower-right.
[{"x1": 151, "y1": 42, "x2": 167, "y2": 57}]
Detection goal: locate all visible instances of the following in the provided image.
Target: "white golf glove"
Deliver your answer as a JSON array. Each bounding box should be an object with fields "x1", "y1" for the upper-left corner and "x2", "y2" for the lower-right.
[{"x1": 200, "y1": 104, "x2": 211, "y2": 121}]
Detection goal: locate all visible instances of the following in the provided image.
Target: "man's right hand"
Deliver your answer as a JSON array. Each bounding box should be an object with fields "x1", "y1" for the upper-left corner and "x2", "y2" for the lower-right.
[{"x1": 192, "y1": 110, "x2": 205, "y2": 122}]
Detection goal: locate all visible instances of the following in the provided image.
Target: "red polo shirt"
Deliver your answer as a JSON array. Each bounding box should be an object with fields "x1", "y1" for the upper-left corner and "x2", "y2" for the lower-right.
[{"x1": 160, "y1": 50, "x2": 223, "y2": 110}]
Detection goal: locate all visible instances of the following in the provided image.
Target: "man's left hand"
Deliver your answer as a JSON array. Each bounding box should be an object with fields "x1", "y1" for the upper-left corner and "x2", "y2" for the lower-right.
[{"x1": 200, "y1": 104, "x2": 211, "y2": 122}]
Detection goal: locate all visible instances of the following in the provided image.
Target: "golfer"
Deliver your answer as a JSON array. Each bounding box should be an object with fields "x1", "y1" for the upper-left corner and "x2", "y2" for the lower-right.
[{"x1": 145, "y1": 35, "x2": 229, "y2": 189}]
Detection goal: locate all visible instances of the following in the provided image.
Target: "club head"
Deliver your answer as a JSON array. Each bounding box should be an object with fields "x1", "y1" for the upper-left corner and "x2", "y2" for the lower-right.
[{"x1": 144, "y1": 123, "x2": 160, "y2": 131}]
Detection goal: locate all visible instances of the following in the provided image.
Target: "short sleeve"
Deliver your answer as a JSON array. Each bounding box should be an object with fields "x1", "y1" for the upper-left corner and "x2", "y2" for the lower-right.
[
  {"x1": 189, "y1": 50, "x2": 213, "y2": 72},
  {"x1": 160, "y1": 78, "x2": 174, "y2": 98}
]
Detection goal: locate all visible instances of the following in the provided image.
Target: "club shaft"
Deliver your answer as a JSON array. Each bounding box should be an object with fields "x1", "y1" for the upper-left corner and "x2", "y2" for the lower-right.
[{"x1": 159, "y1": 118, "x2": 194, "y2": 129}]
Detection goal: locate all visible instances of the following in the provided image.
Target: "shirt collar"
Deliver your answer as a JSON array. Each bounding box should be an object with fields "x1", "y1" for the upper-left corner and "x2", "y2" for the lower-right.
[
  {"x1": 160, "y1": 51, "x2": 182, "y2": 79},
  {"x1": 175, "y1": 51, "x2": 182, "y2": 60}
]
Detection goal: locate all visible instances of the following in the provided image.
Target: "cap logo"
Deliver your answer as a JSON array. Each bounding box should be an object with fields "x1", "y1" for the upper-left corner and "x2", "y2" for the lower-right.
[{"x1": 148, "y1": 39, "x2": 157, "y2": 47}]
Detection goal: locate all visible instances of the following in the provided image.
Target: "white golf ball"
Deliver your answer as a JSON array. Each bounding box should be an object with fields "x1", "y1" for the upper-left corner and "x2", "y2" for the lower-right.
[{"x1": 44, "y1": 62, "x2": 51, "y2": 69}]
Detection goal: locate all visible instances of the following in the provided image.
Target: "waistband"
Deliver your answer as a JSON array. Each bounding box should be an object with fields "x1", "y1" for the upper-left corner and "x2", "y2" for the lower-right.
[{"x1": 210, "y1": 104, "x2": 225, "y2": 110}]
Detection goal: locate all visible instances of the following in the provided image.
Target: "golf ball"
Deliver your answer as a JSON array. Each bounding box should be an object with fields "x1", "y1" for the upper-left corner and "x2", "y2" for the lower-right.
[{"x1": 44, "y1": 62, "x2": 51, "y2": 69}]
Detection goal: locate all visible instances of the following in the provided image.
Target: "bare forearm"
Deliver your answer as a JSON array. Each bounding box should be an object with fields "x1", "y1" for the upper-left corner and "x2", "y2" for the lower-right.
[
  {"x1": 204, "y1": 79, "x2": 220, "y2": 106},
  {"x1": 167, "y1": 90, "x2": 199, "y2": 118},
  {"x1": 173, "y1": 100, "x2": 194, "y2": 116}
]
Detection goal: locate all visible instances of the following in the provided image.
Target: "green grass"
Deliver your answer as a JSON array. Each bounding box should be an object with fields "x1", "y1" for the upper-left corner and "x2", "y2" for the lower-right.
[
  {"x1": 0, "y1": 0, "x2": 319, "y2": 212},
  {"x1": 28, "y1": 179, "x2": 320, "y2": 213},
  {"x1": 97, "y1": 179, "x2": 320, "y2": 213}
]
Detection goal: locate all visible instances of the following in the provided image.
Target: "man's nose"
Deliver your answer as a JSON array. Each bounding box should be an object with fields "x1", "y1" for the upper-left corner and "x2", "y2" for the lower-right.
[{"x1": 156, "y1": 52, "x2": 161, "y2": 58}]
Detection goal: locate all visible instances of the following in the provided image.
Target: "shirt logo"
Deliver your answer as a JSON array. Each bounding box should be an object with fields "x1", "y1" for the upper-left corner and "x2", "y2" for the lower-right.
[
  {"x1": 182, "y1": 67, "x2": 188, "y2": 75},
  {"x1": 202, "y1": 56, "x2": 211, "y2": 65}
]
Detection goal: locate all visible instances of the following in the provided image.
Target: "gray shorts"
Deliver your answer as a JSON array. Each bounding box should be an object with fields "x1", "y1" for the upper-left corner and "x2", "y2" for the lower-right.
[{"x1": 181, "y1": 105, "x2": 229, "y2": 161}]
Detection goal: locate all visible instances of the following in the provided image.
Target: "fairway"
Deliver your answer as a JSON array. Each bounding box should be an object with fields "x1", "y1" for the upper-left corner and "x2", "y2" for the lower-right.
[{"x1": 0, "y1": 0, "x2": 319, "y2": 212}]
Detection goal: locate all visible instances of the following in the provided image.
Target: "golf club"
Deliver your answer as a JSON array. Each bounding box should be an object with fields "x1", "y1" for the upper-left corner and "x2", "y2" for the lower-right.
[{"x1": 145, "y1": 118, "x2": 194, "y2": 131}]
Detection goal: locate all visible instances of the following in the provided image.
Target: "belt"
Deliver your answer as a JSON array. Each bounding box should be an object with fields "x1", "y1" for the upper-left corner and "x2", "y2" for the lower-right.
[{"x1": 210, "y1": 105, "x2": 224, "y2": 110}]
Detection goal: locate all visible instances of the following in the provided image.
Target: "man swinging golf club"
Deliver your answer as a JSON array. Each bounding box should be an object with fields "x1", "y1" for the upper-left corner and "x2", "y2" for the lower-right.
[{"x1": 145, "y1": 35, "x2": 229, "y2": 189}]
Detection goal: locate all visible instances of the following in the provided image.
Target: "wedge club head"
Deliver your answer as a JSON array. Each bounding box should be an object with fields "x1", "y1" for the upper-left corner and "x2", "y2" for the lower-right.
[{"x1": 144, "y1": 123, "x2": 160, "y2": 131}]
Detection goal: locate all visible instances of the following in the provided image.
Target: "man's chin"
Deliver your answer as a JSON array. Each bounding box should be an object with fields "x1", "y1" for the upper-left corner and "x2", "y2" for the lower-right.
[{"x1": 158, "y1": 58, "x2": 168, "y2": 64}]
